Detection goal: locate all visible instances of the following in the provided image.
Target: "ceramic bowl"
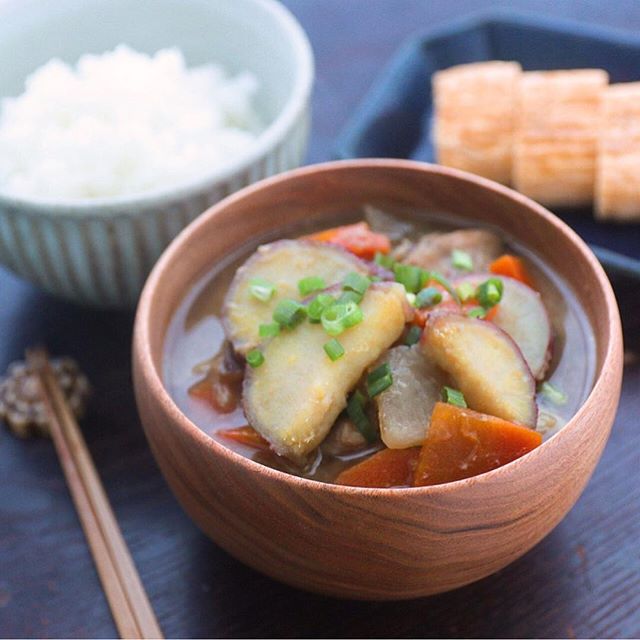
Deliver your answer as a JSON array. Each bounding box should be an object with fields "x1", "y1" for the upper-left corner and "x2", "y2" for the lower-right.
[
  {"x1": 133, "y1": 160, "x2": 623, "y2": 599},
  {"x1": 0, "y1": 0, "x2": 313, "y2": 307}
]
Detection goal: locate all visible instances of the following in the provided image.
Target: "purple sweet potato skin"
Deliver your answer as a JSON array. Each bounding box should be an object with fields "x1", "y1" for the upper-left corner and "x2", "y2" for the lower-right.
[
  {"x1": 454, "y1": 273, "x2": 553, "y2": 380},
  {"x1": 222, "y1": 239, "x2": 372, "y2": 354}
]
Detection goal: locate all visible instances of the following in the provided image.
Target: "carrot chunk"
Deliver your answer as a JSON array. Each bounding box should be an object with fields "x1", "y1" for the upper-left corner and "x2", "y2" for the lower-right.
[
  {"x1": 490, "y1": 254, "x2": 535, "y2": 288},
  {"x1": 218, "y1": 426, "x2": 270, "y2": 450},
  {"x1": 305, "y1": 222, "x2": 391, "y2": 260},
  {"x1": 413, "y1": 402, "x2": 542, "y2": 487},
  {"x1": 484, "y1": 304, "x2": 500, "y2": 322},
  {"x1": 336, "y1": 447, "x2": 420, "y2": 488},
  {"x1": 188, "y1": 377, "x2": 240, "y2": 413},
  {"x1": 188, "y1": 350, "x2": 243, "y2": 414}
]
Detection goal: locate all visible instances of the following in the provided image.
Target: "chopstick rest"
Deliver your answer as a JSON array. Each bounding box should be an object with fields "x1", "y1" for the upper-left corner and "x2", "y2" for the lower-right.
[
  {"x1": 0, "y1": 356, "x2": 90, "y2": 437},
  {"x1": 1, "y1": 350, "x2": 163, "y2": 639}
]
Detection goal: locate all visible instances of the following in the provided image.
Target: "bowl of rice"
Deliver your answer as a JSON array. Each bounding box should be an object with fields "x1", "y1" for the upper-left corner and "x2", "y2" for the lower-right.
[{"x1": 0, "y1": 0, "x2": 313, "y2": 307}]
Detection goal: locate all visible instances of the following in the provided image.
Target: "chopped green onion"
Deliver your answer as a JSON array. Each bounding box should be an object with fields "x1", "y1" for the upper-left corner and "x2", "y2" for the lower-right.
[
  {"x1": 374, "y1": 252, "x2": 395, "y2": 269},
  {"x1": 298, "y1": 275, "x2": 326, "y2": 296},
  {"x1": 343, "y1": 272, "x2": 371, "y2": 296},
  {"x1": 246, "y1": 349, "x2": 264, "y2": 368},
  {"x1": 367, "y1": 363, "x2": 393, "y2": 397},
  {"x1": 273, "y1": 298, "x2": 307, "y2": 328},
  {"x1": 451, "y1": 249, "x2": 473, "y2": 271},
  {"x1": 368, "y1": 363, "x2": 391, "y2": 383},
  {"x1": 430, "y1": 271, "x2": 460, "y2": 304},
  {"x1": 323, "y1": 338, "x2": 345, "y2": 361},
  {"x1": 467, "y1": 306, "x2": 487, "y2": 319},
  {"x1": 321, "y1": 301, "x2": 363, "y2": 336},
  {"x1": 406, "y1": 292, "x2": 417, "y2": 306},
  {"x1": 338, "y1": 290, "x2": 363, "y2": 305},
  {"x1": 441, "y1": 386, "x2": 467, "y2": 408},
  {"x1": 539, "y1": 381, "x2": 567, "y2": 405},
  {"x1": 249, "y1": 277, "x2": 276, "y2": 302},
  {"x1": 456, "y1": 281, "x2": 476, "y2": 303},
  {"x1": 368, "y1": 373, "x2": 393, "y2": 398},
  {"x1": 476, "y1": 277, "x2": 504, "y2": 309},
  {"x1": 307, "y1": 293, "x2": 335, "y2": 323},
  {"x1": 259, "y1": 322, "x2": 280, "y2": 338},
  {"x1": 415, "y1": 286, "x2": 443, "y2": 309},
  {"x1": 342, "y1": 305, "x2": 364, "y2": 328},
  {"x1": 404, "y1": 325, "x2": 422, "y2": 346},
  {"x1": 346, "y1": 390, "x2": 377, "y2": 442},
  {"x1": 394, "y1": 263, "x2": 428, "y2": 293}
]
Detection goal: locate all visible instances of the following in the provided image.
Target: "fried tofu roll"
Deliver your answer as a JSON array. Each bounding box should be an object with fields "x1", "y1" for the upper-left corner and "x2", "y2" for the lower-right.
[
  {"x1": 513, "y1": 69, "x2": 608, "y2": 207},
  {"x1": 595, "y1": 82, "x2": 640, "y2": 221},
  {"x1": 433, "y1": 61, "x2": 522, "y2": 185}
]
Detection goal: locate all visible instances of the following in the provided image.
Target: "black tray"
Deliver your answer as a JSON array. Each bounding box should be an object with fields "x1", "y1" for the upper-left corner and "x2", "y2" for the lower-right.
[{"x1": 334, "y1": 11, "x2": 640, "y2": 291}]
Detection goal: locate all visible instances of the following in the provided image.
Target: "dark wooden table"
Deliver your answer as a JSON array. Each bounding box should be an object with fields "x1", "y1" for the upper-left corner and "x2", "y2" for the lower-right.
[{"x1": 2, "y1": 1, "x2": 639, "y2": 637}]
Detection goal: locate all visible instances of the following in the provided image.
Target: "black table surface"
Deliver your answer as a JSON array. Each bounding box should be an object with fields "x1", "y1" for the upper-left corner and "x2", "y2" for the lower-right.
[{"x1": 1, "y1": 1, "x2": 639, "y2": 638}]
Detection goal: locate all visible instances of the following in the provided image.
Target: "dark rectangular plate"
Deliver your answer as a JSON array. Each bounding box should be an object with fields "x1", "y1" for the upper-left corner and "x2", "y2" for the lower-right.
[{"x1": 334, "y1": 11, "x2": 640, "y2": 288}]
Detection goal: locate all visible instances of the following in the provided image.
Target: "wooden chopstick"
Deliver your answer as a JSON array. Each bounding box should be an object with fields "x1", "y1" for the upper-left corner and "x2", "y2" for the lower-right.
[{"x1": 26, "y1": 349, "x2": 163, "y2": 640}]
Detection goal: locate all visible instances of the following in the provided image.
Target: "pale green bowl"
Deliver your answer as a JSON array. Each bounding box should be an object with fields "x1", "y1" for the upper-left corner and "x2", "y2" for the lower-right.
[{"x1": 0, "y1": 0, "x2": 313, "y2": 307}]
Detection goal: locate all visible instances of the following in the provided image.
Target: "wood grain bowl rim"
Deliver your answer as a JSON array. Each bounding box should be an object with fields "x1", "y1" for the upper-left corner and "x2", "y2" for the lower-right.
[{"x1": 134, "y1": 159, "x2": 623, "y2": 497}]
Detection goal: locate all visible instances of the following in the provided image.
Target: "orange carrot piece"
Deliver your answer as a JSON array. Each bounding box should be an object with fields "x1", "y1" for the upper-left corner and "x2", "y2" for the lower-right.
[
  {"x1": 484, "y1": 304, "x2": 499, "y2": 322},
  {"x1": 490, "y1": 254, "x2": 535, "y2": 288},
  {"x1": 413, "y1": 402, "x2": 542, "y2": 487},
  {"x1": 188, "y1": 377, "x2": 239, "y2": 414},
  {"x1": 336, "y1": 447, "x2": 420, "y2": 488},
  {"x1": 218, "y1": 426, "x2": 270, "y2": 450},
  {"x1": 305, "y1": 222, "x2": 391, "y2": 260}
]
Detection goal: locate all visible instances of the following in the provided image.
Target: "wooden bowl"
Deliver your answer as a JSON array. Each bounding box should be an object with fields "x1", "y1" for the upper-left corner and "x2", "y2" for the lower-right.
[{"x1": 133, "y1": 160, "x2": 623, "y2": 599}]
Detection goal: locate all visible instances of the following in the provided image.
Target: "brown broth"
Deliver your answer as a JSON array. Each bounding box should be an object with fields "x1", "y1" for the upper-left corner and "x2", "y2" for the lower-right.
[{"x1": 162, "y1": 209, "x2": 596, "y2": 483}]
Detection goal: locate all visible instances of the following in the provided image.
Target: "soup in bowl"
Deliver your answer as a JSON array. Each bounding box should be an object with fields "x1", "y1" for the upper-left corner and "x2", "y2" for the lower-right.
[{"x1": 133, "y1": 160, "x2": 623, "y2": 598}]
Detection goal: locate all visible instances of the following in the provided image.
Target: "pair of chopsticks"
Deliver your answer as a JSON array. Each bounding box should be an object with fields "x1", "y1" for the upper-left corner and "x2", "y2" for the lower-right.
[{"x1": 26, "y1": 348, "x2": 163, "y2": 640}]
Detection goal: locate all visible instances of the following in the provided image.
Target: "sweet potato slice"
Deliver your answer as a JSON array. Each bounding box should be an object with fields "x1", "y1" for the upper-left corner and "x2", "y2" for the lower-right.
[
  {"x1": 413, "y1": 402, "x2": 542, "y2": 486},
  {"x1": 243, "y1": 283, "x2": 410, "y2": 459},
  {"x1": 336, "y1": 447, "x2": 420, "y2": 488},
  {"x1": 375, "y1": 345, "x2": 446, "y2": 449},
  {"x1": 223, "y1": 240, "x2": 369, "y2": 354},
  {"x1": 455, "y1": 274, "x2": 552, "y2": 380},
  {"x1": 421, "y1": 313, "x2": 537, "y2": 426}
]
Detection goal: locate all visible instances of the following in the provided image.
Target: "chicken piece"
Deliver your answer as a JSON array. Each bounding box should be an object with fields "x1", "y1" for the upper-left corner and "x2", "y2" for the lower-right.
[
  {"x1": 390, "y1": 238, "x2": 414, "y2": 262},
  {"x1": 404, "y1": 229, "x2": 503, "y2": 277},
  {"x1": 321, "y1": 417, "x2": 368, "y2": 456}
]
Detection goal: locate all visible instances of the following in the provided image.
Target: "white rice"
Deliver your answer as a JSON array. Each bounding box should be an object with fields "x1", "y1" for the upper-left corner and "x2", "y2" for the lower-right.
[{"x1": 0, "y1": 45, "x2": 262, "y2": 200}]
